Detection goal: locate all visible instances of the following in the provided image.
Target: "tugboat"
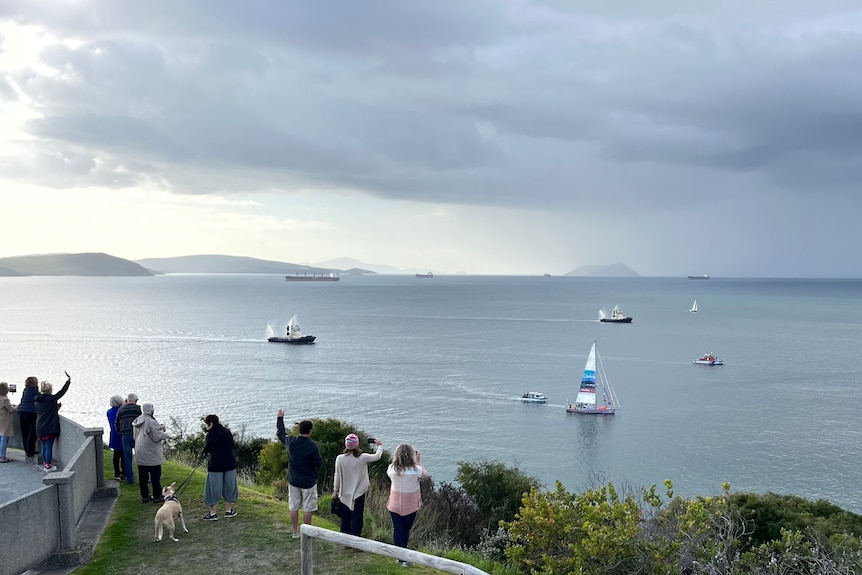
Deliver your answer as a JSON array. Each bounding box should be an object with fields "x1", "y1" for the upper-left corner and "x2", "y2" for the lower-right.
[
  {"x1": 268, "y1": 315, "x2": 316, "y2": 344},
  {"x1": 599, "y1": 305, "x2": 633, "y2": 323}
]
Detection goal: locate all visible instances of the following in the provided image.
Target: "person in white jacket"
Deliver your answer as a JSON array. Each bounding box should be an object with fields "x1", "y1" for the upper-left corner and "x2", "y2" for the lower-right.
[
  {"x1": 132, "y1": 403, "x2": 169, "y2": 503},
  {"x1": 332, "y1": 433, "x2": 383, "y2": 537}
]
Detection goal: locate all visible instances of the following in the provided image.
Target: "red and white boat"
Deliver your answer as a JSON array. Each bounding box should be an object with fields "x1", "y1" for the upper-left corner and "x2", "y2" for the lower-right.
[{"x1": 693, "y1": 352, "x2": 723, "y2": 365}]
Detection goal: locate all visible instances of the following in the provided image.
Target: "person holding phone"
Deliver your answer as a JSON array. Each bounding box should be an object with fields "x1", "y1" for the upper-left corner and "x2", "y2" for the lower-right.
[
  {"x1": 386, "y1": 443, "x2": 429, "y2": 565},
  {"x1": 332, "y1": 433, "x2": 383, "y2": 539},
  {"x1": 0, "y1": 382, "x2": 14, "y2": 463}
]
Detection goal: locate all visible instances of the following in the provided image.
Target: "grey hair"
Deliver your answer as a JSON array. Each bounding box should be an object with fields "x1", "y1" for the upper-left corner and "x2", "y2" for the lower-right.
[{"x1": 110, "y1": 395, "x2": 124, "y2": 407}]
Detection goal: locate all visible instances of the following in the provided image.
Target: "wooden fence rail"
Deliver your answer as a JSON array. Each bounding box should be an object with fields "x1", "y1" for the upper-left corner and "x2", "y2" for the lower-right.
[{"x1": 299, "y1": 524, "x2": 490, "y2": 575}]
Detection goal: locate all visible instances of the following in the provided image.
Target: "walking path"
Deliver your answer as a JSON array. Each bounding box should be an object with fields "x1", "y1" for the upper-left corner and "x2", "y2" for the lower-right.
[{"x1": 0, "y1": 449, "x2": 50, "y2": 502}]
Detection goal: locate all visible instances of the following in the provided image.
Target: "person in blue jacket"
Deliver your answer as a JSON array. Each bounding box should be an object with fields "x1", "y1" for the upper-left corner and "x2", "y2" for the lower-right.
[
  {"x1": 276, "y1": 409, "x2": 322, "y2": 538},
  {"x1": 17, "y1": 376, "x2": 39, "y2": 464}
]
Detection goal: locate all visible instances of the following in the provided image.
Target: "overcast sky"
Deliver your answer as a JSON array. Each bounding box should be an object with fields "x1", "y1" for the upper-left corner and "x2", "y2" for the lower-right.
[{"x1": 1, "y1": 1, "x2": 860, "y2": 276}]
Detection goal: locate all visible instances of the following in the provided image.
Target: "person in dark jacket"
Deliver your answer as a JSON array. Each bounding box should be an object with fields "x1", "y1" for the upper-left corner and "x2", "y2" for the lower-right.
[
  {"x1": 34, "y1": 371, "x2": 72, "y2": 472},
  {"x1": 17, "y1": 376, "x2": 39, "y2": 464},
  {"x1": 201, "y1": 414, "x2": 238, "y2": 520},
  {"x1": 276, "y1": 409, "x2": 322, "y2": 538},
  {"x1": 106, "y1": 395, "x2": 126, "y2": 480},
  {"x1": 115, "y1": 393, "x2": 142, "y2": 484}
]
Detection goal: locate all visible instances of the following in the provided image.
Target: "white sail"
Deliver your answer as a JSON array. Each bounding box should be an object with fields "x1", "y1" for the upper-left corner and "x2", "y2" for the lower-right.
[{"x1": 690, "y1": 300, "x2": 698, "y2": 313}]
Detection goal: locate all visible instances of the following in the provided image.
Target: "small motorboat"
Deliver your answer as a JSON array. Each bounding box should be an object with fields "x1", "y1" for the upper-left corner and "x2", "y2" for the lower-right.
[
  {"x1": 693, "y1": 353, "x2": 723, "y2": 365},
  {"x1": 520, "y1": 391, "x2": 547, "y2": 403}
]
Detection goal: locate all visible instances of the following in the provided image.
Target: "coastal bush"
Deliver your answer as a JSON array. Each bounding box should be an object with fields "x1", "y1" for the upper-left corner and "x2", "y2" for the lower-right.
[
  {"x1": 502, "y1": 478, "x2": 862, "y2": 574},
  {"x1": 505, "y1": 481, "x2": 642, "y2": 575},
  {"x1": 456, "y1": 459, "x2": 540, "y2": 529},
  {"x1": 730, "y1": 492, "x2": 862, "y2": 550},
  {"x1": 165, "y1": 417, "x2": 266, "y2": 479},
  {"x1": 255, "y1": 440, "x2": 288, "y2": 486},
  {"x1": 420, "y1": 480, "x2": 485, "y2": 547}
]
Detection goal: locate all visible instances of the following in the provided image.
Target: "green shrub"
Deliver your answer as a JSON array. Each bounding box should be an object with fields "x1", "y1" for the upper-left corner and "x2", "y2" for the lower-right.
[
  {"x1": 256, "y1": 440, "x2": 288, "y2": 486},
  {"x1": 730, "y1": 492, "x2": 862, "y2": 550},
  {"x1": 421, "y1": 480, "x2": 485, "y2": 547},
  {"x1": 456, "y1": 459, "x2": 540, "y2": 529},
  {"x1": 504, "y1": 481, "x2": 642, "y2": 575}
]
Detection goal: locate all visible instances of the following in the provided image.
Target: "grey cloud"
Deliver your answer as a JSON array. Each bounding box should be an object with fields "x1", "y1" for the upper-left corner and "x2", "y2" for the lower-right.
[{"x1": 4, "y1": 1, "x2": 862, "y2": 213}]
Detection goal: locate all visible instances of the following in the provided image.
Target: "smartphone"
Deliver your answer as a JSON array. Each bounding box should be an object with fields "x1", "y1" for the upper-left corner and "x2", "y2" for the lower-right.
[{"x1": 367, "y1": 437, "x2": 376, "y2": 445}]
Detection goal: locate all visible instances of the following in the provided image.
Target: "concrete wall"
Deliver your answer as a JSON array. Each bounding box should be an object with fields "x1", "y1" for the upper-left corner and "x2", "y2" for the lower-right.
[
  {"x1": 1, "y1": 413, "x2": 105, "y2": 575},
  {"x1": 0, "y1": 487, "x2": 60, "y2": 575}
]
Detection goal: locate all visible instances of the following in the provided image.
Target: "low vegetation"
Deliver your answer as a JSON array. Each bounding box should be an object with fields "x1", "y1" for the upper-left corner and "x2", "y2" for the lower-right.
[{"x1": 88, "y1": 418, "x2": 862, "y2": 575}]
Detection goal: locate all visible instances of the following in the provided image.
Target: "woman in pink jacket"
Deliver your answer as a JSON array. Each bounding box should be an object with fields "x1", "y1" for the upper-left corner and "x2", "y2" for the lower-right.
[{"x1": 386, "y1": 443, "x2": 429, "y2": 564}]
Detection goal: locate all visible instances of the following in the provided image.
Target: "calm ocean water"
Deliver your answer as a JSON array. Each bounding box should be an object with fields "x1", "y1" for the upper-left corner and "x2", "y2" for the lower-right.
[{"x1": 2, "y1": 274, "x2": 861, "y2": 512}]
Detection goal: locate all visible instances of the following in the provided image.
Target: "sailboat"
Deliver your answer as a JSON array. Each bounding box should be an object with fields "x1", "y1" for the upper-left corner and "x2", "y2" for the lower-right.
[
  {"x1": 268, "y1": 314, "x2": 317, "y2": 344},
  {"x1": 566, "y1": 341, "x2": 620, "y2": 415},
  {"x1": 690, "y1": 300, "x2": 698, "y2": 313}
]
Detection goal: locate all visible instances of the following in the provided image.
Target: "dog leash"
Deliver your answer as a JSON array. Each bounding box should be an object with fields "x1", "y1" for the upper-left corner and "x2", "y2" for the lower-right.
[{"x1": 174, "y1": 452, "x2": 206, "y2": 496}]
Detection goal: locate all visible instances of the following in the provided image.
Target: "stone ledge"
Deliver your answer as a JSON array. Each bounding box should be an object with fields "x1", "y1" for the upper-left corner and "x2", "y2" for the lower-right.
[
  {"x1": 38, "y1": 541, "x2": 95, "y2": 570},
  {"x1": 94, "y1": 480, "x2": 121, "y2": 499}
]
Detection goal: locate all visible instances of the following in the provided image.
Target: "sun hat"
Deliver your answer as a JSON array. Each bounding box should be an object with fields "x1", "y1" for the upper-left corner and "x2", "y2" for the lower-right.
[{"x1": 345, "y1": 433, "x2": 360, "y2": 450}]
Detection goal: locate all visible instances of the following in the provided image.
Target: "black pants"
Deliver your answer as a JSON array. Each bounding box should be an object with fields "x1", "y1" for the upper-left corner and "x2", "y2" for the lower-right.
[
  {"x1": 339, "y1": 493, "x2": 366, "y2": 536},
  {"x1": 18, "y1": 412, "x2": 37, "y2": 457},
  {"x1": 112, "y1": 449, "x2": 124, "y2": 477},
  {"x1": 138, "y1": 465, "x2": 162, "y2": 500}
]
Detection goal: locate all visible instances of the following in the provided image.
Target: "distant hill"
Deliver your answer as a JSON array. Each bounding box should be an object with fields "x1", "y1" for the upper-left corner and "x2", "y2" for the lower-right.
[
  {"x1": 0, "y1": 265, "x2": 27, "y2": 277},
  {"x1": 565, "y1": 263, "x2": 639, "y2": 277},
  {"x1": 0, "y1": 253, "x2": 153, "y2": 276},
  {"x1": 312, "y1": 257, "x2": 437, "y2": 275},
  {"x1": 136, "y1": 254, "x2": 375, "y2": 275}
]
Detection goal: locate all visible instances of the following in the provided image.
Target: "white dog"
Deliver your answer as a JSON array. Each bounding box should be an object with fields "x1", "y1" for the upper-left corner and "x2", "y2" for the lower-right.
[{"x1": 154, "y1": 483, "x2": 189, "y2": 542}]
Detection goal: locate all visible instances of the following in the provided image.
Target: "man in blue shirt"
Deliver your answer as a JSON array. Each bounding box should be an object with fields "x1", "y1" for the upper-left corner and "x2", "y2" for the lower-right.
[{"x1": 276, "y1": 409, "x2": 322, "y2": 538}]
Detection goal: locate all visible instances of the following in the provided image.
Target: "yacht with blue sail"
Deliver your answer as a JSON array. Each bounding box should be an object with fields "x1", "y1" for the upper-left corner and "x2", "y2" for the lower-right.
[{"x1": 567, "y1": 341, "x2": 619, "y2": 415}]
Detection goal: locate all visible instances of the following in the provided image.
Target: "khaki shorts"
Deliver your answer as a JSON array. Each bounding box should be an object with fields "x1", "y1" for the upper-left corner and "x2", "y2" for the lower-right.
[{"x1": 288, "y1": 484, "x2": 318, "y2": 512}]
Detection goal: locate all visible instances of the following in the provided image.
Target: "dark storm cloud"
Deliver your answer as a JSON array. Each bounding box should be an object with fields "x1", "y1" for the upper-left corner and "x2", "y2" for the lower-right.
[{"x1": 4, "y1": 0, "x2": 862, "y2": 210}]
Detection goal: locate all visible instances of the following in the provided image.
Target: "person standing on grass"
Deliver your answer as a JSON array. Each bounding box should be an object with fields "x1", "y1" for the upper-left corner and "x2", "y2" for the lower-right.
[
  {"x1": 276, "y1": 409, "x2": 322, "y2": 538},
  {"x1": 202, "y1": 414, "x2": 238, "y2": 520},
  {"x1": 387, "y1": 443, "x2": 429, "y2": 565},
  {"x1": 17, "y1": 376, "x2": 39, "y2": 464},
  {"x1": 333, "y1": 433, "x2": 384, "y2": 538},
  {"x1": 0, "y1": 382, "x2": 14, "y2": 463},
  {"x1": 106, "y1": 395, "x2": 126, "y2": 480},
  {"x1": 132, "y1": 403, "x2": 169, "y2": 503},
  {"x1": 34, "y1": 371, "x2": 72, "y2": 472},
  {"x1": 115, "y1": 393, "x2": 141, "y2": 484}
]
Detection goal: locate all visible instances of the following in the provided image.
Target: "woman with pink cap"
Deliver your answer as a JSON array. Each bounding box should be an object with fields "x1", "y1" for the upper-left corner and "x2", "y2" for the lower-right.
[{"x1": 332, "y1": 433, "x2": 383, "y2": 538}]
